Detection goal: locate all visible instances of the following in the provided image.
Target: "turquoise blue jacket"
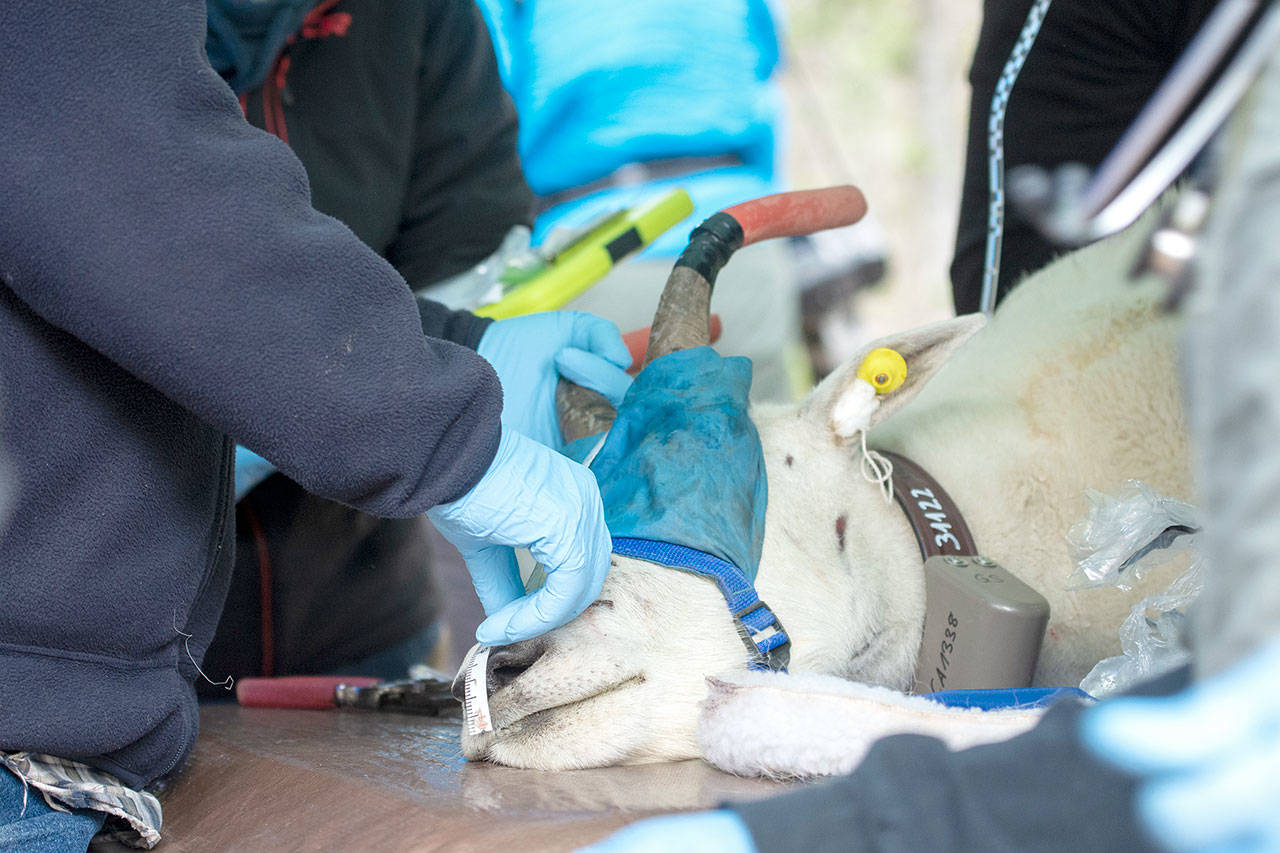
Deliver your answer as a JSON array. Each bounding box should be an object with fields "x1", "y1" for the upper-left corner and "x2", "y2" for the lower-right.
[{"x1": 476, "y1": 0, "x2": 786, "y2": 255}]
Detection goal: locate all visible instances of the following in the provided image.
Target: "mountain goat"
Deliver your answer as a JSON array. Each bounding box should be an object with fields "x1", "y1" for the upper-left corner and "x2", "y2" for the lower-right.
[{"x1": 460, "y1": 209, "x2": 1190, "y2": 771}]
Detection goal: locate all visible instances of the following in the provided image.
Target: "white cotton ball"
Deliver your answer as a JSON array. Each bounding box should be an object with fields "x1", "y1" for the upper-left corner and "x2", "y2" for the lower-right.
[{"x1": 830, "y1": 379, "x2": 879, "y2": 440}]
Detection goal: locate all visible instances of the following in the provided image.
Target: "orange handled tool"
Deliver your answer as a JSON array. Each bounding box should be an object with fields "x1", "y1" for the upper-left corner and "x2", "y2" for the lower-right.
[
  {"x1": 237, "y1": 674, "x2": 457, "y2": 714},
  {"x1": 237, "y1": 675, "x2": 380, "y2": 710},
  {"x1": 559, "y1": 185, "x2": 868, "y2": 442}
]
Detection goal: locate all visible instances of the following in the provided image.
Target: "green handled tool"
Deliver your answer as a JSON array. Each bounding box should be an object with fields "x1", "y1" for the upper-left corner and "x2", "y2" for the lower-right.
[{"x1": 474, "y1": 188, "x2": 694, "y2": 320}]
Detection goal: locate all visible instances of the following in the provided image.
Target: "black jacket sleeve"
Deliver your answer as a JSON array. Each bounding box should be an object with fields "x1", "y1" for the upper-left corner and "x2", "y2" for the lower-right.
[
  {"x1": 386, "y1": 0, "x2": 535, "y2": 288},
  {"x1": 416, "y1": 295, "x2": 493, "y2": 349},
  {"x1": 731, "y1": 668, "x2": 1192, "y2": 853},
  {"x1": 0, "y1": 0, "x2": 501, "y2": 514}
]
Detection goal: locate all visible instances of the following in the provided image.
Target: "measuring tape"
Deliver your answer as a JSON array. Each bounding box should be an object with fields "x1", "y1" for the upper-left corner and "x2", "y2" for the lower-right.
[{"x1": 462, "y1": 645, "x2": 495, "y2": 736}]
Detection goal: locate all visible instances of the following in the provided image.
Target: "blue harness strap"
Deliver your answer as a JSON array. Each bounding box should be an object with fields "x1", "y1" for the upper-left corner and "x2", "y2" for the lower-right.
[{"x1": 612, "y1": 536, "x2": 790, "y2": 671}]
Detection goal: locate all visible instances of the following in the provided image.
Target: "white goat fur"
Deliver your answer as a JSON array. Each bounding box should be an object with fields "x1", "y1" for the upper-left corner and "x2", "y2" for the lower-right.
[{"x1": 465, "y1": 220, "x2": 1190, "y2": 770}]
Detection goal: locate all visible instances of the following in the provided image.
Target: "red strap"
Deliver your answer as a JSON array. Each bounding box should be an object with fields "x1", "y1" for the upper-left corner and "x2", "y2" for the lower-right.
[{"x1": 298, "y1": 0, "x2": 348, "y2": 40}]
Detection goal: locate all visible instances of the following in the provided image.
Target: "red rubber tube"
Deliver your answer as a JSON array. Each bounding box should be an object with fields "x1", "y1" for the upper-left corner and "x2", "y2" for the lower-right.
[{"x1": 723, "y1": 185, "x2": 868, "y2": 247}]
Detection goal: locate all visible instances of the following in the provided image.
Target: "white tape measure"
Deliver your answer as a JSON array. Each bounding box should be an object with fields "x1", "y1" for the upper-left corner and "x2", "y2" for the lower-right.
[{"x1": 462, "y1": 645, "x2": 495, "y2": 736}]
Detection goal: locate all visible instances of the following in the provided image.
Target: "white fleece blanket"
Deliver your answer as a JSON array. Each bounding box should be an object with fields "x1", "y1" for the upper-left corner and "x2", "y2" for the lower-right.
[{"x1": 697, "y1": 670, "x2": 1044, "y2": 779}]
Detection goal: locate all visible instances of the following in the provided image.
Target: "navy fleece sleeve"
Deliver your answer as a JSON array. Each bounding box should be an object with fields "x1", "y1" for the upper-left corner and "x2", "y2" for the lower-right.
[{"x1": 0, "y1": 1, "x2": 501, "y2": 514}]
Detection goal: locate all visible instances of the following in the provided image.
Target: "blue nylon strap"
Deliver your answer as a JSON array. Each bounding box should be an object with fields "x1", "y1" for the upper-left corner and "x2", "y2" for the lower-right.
[{"x1": 612, "y1": 536, "x2": 790, "y2": 670}]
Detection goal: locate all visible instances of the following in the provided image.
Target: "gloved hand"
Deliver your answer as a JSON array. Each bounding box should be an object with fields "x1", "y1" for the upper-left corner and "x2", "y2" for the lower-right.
[
  {"x1": 477, "y1": 311, "x2": 633, "y2": 451},
  {"x1": 427, "y1": 428, "x2": 612, "y2": 644},
  {"x1": 579, "y1": 810, "x2": 757, "y2": 853},
  {"x1": 1082, "y1": 637, "x2": 1280, "y2": 853}
]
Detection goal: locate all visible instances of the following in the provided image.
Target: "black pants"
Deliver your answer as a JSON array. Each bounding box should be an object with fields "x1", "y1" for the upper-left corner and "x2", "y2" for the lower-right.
[{"x1": 199, "y1": 475, "x2": 438, "y2": 692}]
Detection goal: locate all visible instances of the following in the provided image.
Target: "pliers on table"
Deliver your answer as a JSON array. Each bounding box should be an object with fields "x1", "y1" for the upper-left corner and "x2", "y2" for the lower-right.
[{"x1": 235, "y1": 672, "x2": 459, "y2": 716}]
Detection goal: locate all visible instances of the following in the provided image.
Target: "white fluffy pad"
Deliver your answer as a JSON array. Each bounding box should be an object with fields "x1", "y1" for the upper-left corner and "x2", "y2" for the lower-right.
[{"x1": 697, "y1": 670, "x2": 1044, "y2": 778}]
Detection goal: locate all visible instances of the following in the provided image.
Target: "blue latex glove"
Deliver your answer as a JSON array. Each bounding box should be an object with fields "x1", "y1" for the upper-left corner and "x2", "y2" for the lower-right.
[
  {"x1": 427, "y1": 428, "x2": 612, "y2": 644},
  {"x1": 579, "y1": 810, "x2": 757, "y2": 853},
  {"x1": 584, "y1": 346, "x2": 767, "y2": 579},
  {"x1": 1082, "y1": 637, "x2": 1280, "y2": 853},
  {"x1": 234, "y1": 446, "x2": 276, "y2": 500},
  {"x1": 477, "y1": 311, "x2": 633, "y2": 451}
]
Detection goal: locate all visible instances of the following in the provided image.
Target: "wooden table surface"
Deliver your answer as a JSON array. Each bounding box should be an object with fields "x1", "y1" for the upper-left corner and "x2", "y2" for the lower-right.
[{"x1": 138, "y1": 705, "x2": 789, "y2": 851}]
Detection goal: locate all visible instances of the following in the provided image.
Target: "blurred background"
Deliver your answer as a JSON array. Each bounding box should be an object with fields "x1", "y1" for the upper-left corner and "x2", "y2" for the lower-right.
[
  {"x1": 779, "y1": 0, "x2": 980, "y2": 366},
  {"x1": 473, "y1": 0, "x2": 983, "y2": 388}
]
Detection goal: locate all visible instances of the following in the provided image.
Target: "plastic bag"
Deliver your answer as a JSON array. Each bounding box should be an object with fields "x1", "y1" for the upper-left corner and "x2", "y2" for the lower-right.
[
  {"x1": 1080, "y1": 556, "x2": 1204, "y2": 699},
  {"x1": 1066, "y1": 480, "x2": 1199, "y2": 591},
  {"x1": 1069, "y1": 480, "x2": 1204, "y2": 698},
  {"x1": 416, "y1": 225, "x2": 532, "y2": 311}
]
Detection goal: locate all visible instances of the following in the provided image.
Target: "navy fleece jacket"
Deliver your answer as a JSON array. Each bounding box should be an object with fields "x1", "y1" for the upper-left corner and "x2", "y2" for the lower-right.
[{"x1": 0, "y1": 2, "x2": 500, "y2": 789}]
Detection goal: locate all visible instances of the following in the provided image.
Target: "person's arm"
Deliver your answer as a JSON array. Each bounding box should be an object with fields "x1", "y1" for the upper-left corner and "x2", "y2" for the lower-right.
[
  {"x1": 415, "y1": 297, "x2": 494, "y2": 350},
  {"x1": 1, "y1": 0, "x2": 500, "y2": 515},
  {"x1": 728, "y1": 675, "x2": 1188, "y2": 853},
  {"x1": 385, "y1": 0, "x2": 535, "y2": 289},
  {"x1": 584, "y1": 673, "x2": 1189, "y2": 852},
  {"x1": 1084, "y1": 641, "x2": 1280, "y2": 853}
]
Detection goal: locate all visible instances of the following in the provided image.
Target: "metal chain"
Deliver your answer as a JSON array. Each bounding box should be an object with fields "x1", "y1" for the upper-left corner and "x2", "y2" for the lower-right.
[{"x1": 980, "y1": 0, "x2": 1054, "y2": 315}]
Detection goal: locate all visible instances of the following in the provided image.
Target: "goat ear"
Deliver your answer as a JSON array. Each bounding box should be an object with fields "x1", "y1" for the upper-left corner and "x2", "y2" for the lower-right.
[{"x1": 805, "y1": 314, "x2": 986, "y2": 441}]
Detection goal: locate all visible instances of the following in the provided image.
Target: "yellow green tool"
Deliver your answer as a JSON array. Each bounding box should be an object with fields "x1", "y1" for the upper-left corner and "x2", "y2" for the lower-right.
[{"x1": 473, "y1": 188, "x2": 694, "y2": 320}]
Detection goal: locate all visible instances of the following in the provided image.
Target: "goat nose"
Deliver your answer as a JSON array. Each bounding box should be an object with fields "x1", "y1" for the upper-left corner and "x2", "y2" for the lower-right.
[
  {"x1": 449, "y1": 639, "x2": 547, "y2": 704},
  {"x1": 484, "y1": 639, "x2": 545, "y2": 698}
]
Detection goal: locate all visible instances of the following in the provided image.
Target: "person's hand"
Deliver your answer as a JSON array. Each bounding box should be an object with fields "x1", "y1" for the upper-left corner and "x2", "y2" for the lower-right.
[
  {"x1": 579, "y1": 811, "x2": 757, "y2": 853},
  {"x1": 427, "y1": 428, "x2": 612, "y2": 644},
  {"x1": 1082, "y1": 637, "x2": 1280, "y2": 853},
  {"x1": 477, "y1": 311, "x2": 633, "y2": 450}
]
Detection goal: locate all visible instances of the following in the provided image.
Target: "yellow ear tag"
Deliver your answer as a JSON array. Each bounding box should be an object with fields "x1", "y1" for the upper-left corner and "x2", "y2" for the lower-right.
[{"x1": 856, "y1": 348, "x2": 907, "y2": 395}]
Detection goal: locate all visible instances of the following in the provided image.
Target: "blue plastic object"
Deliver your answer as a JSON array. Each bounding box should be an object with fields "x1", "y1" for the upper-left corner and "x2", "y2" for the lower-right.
[
  {"x1": 586, "y1": 347, "x2": 767, "y2": 580},
  {"x1": 579, "y1": 809, "x2": 758, "y2": 853},
  {"x1": 924, "y1": 686, "x2": 1095, "y2": 711}
]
